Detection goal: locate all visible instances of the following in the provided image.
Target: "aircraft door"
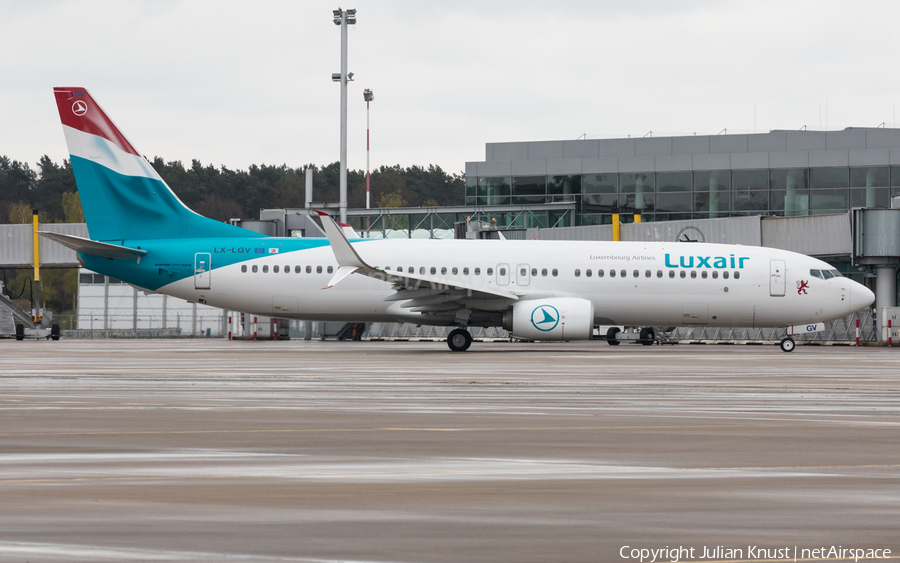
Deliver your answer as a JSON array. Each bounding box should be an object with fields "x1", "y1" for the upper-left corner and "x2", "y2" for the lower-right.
[
  {"x1": 517, "y1": 263, "x2": 530, "y2": 286},
  {"x1": 194, "y1": 253, "x2": 211, "y2": 290},
  {"x1": 497, "y1": 263, "x2": 510, "y2": 286},
  {"x1": 769, "y1": 260, "x2": 785, "y2": 297}
]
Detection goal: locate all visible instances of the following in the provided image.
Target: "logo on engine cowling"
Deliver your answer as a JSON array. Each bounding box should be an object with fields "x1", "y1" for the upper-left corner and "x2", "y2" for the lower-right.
[{"x1": 530, "y1": 305, "x2": 560, "y2": 332}]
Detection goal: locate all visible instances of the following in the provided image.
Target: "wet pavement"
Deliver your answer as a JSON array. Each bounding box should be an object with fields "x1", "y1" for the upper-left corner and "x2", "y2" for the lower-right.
[{"x1": 0, "y1": 339, "x2": 898, "y2": 562}]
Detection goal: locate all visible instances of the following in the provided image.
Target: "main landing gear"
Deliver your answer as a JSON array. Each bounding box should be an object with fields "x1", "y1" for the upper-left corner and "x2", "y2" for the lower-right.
[
  {"x1": 780, "y1": 337, "x2": 796, "y2": 353},
  {"x1": 447, "y1": 328, "x2": 473, "y2": 352}
]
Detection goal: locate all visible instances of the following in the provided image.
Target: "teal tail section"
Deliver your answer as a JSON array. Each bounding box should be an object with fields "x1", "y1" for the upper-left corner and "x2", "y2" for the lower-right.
[{"x1": 69, "y1": 155, "x2": 257, "y2": 242}]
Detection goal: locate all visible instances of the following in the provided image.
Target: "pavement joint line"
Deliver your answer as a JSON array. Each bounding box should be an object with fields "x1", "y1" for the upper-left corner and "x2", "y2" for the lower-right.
[
  {"x1": 2, "y1": 464, "x2": 900, "y2": 484},
  {"x1": 0, "y1": 422, "x2": 895, "y2": 437}
]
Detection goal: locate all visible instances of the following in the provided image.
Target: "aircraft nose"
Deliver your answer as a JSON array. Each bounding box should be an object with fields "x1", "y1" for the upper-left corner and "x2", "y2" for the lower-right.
[{"x1": 850, "y1": 281, "x2": 875, "y2": 310}]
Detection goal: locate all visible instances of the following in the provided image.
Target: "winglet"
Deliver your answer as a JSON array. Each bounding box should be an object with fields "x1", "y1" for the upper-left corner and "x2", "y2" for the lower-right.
[
  {"x1": 316, "y1": 211, "x2": 369, "y2": 270},
  {"x1": 323, "y1": 265, "x2": 359, "y2": 289}
]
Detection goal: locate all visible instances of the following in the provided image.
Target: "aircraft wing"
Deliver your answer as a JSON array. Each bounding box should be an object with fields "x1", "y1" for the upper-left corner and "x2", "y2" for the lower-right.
[{"x1": 317, "y1": 212, "x2": 518, "y2": 312}]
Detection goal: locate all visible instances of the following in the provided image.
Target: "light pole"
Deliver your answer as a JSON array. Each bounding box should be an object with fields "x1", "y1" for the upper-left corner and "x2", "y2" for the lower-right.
[
  {"x1": 332, "y1": 7, "x2": 356, "y2": 224},
  {"x1": 363, "y1": 88, "x2": 374, "y2": 210}
]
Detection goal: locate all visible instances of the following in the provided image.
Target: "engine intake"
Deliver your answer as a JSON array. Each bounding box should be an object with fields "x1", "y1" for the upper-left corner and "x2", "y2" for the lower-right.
[{"x1": 502, "y1": 298, "x2": 594, "y2": 341}]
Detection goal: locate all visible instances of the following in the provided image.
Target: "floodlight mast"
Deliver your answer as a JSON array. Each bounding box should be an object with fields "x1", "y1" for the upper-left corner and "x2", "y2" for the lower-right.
[{"x1": 332, "y1": 7, "x2": 356, "y2": 223}]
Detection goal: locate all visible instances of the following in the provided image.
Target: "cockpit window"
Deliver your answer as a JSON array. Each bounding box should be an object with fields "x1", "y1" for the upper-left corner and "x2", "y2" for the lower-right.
[
  {"x1": 810, "y1": 269, "x2": 823, "y2": 279},
  {"x1": 821, "y1": 270, "x2": 834, "y2": 280},
  {"x1": 830, "y1": 269, "x2": 843, "y2": 277}
]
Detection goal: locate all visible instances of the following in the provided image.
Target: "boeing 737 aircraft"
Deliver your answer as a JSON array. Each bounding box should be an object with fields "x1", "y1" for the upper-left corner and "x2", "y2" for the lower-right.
[{"x1": 43, "y1": 88, "x2": 875, "y2": 352}]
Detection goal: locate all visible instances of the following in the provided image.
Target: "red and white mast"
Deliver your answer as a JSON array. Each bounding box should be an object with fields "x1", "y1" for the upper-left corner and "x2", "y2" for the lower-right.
[{"x1": 363, "y1": 88, "x2": 374, "y2": 210}]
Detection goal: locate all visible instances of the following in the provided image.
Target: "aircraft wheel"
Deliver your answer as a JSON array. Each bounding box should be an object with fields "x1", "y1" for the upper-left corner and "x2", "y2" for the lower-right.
[
  {"x1": 639, "y1": 326, "x2": 656, "y2": 346},
  {"x1": 780, "y1": 337, "x2": 795, "y2": 353},
  {"x1": 447, "y1": 328, "x2": 473, "y2": 352},
  {"x1": 606, "y1": 326, "x2": 620, "y2": 345},
  {"x1": 51, "y1": 324, "x2": 61, "y2": 341},
  {"x1": 15, "y1": 324, "x2": 25, "y2": 341}
]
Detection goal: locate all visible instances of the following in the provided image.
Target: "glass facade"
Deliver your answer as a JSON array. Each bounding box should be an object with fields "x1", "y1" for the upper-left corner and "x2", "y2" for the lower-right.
[{"x1": 467, "y1": 166, "x2": 900, "y2": 225}]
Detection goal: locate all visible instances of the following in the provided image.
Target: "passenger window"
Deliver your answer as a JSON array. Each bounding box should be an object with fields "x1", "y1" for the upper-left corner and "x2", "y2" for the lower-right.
[
  {"x1": 274, "y1": 265, "x2": 279, "y2": 273},
  {"x1": 241, "y1": 265, "x2": 247, "y2": 273},
  {"x1": 420, "y1": 267, "x2": 425, "y2": 275},
  {"x1": 463, "y1": 267, "x2": 470, "y2": 275},
  {"x1": 327, "y1": 266, "x2": 333, "y2": 274},
  {"x1": 575, "y1": 269, "x2": 581, "y2": 277},
  {"x1": 656, "y1": 270, "x2": 662, "y2": 278},
  {"x1": 316, "y1": 265, "x2": 322, "y2": 274},
  {"x1": 645, "y1": 270, "x2": 651, "y2": 278},
  {"x1": 723, "y1": 271, "x2": 729, "y2": 279},
  {"x1": 408, "y1": 267, "x2": 414, "y2": 274},
  {"x1": 440, "y1": 267, "x2": 447, "y2": 275},
  {"x1": 452, "y1": 267, "x2": 458, "y2": 275},
  {"x1": 690, "y1": 271, "x2": 697, "y2": 279},
  {"x1": 552, "y1": 269, "x2": 558, "y2": 277},
  {"x1": 285, "y1": 265, "x2": 289, "y2": 274},
  {"x1": 531, "y1": 268, "x2": 537, "y2": 276},
  {"x1": 680, "y1": 271, "x2": 686, "y2": 278},
  {"x1": 541, "y1": 268, "x2": 548, "y2": 276},
  {"x1": 430, "y1": 267, "x2": 437, "y2": 275},
  {"x1": 475, "y1": 268, "x2": 481, "y2": 275},
  {"x1": 252, "y1": 265, "x2": 258, "y2": 273},
  {"x1": 306, "y1": 265, "x2": 312, "y2": 273},
  {"x1": 701, "y1": 271, "x2": 708, "y2": 279},
  {"x1": 586, "y1": 269, "x2": 592, "y2": 278},
  {"x1": 520, "y1": 268, "x2": 526, "y2": 276},
  {"x1": 598, "y1": 269, "x2": 604, "y2": 278},
  {"x1": 620, "y1": 270, "x2": 626, "y2": 278},
  {"x1": 610, "y1": 269, "x2": 616, "y2": 278},
  {"x1": 810, "y1": 269, "x2": 823, "y2": 279},
  {"x1": 632, "y1": 270, "x2": 639, "y2": 278},
  {"x1": 712, "y1": 271, "x2": 718, "y2": 279},
  {"x1": 263, "y1": 265, "x2": 269, "y2": 273},
  {"x1": 669, "y1": 270, "x2": 675, "y2": 278},
  {"x1": 295, "y1": 265, "x2": 301, "y2": 273},
  {"x1": 734, "y1": 271, "x2": 740, "y2": 279},
  {"x1": 499, "y1": 267, "x2": 506, "y2": 276},
  {"x1": 487, "y1": 268, "x2": 494, "y2": 275}
]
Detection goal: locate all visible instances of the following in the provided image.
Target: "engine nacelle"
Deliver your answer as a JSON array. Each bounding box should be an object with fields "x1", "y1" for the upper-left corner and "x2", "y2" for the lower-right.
[{"x1": 502, "y1": 298, "x2": 594, "y2": 341}]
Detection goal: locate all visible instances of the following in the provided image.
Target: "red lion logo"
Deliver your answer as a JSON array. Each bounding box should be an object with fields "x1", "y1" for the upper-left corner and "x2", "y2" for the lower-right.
[{"x1": 797, "y1": 280, "x2": 809, "y2": 295}]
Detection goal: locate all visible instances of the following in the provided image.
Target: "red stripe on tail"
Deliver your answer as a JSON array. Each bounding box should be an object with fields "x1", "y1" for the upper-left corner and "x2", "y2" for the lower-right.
[{"x1": 53, "y1": 87, "x2": 140, "y2": 156}]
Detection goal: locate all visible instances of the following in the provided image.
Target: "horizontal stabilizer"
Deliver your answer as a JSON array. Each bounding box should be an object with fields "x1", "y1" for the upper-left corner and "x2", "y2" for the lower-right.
[{"x1": 37, "y1": 231, "x2": 148, "y2": 259}]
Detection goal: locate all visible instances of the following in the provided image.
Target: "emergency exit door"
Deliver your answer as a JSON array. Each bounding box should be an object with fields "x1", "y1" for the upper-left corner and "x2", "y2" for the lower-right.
[
  {"x1": 769, "y1": 260, "x2": 785, "y2": 297},
  {"x1": 194, "y1": 253, "x2": 211, "y2": 290}
]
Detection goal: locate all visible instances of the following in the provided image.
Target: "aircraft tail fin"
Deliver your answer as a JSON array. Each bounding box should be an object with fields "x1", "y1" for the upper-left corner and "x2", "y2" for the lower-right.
[{"x1": 52, "y1": 87, "x2": 255, "y2": 242}]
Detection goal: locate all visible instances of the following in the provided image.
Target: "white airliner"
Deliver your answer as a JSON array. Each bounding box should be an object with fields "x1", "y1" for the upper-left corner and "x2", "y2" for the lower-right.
[{"x1": 42, "y1": 88, "x2": 875, "y2": 352}]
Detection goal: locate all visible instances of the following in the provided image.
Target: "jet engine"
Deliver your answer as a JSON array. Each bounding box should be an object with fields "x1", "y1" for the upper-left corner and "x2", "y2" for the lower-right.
[{"x1": 502, "y1": 298, "x2": 594, "y2": 341}]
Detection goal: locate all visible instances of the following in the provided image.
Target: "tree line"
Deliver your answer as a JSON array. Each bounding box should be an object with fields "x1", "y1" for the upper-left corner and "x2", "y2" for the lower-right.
[{"x1": 0, "y1": 155, "x2": 465, "y2": 225}]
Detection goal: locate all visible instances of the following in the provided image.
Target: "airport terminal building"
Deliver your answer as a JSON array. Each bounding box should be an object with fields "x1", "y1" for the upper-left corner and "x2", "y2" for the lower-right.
[{"x1": 464, "y1": 127, "x2": 900, "y2": 227}]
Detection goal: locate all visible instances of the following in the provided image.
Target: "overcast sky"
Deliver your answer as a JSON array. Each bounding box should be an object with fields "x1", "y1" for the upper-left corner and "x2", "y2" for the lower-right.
[{"x1": 3, "y1": 0, "x2": 899, "y2": 175}]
